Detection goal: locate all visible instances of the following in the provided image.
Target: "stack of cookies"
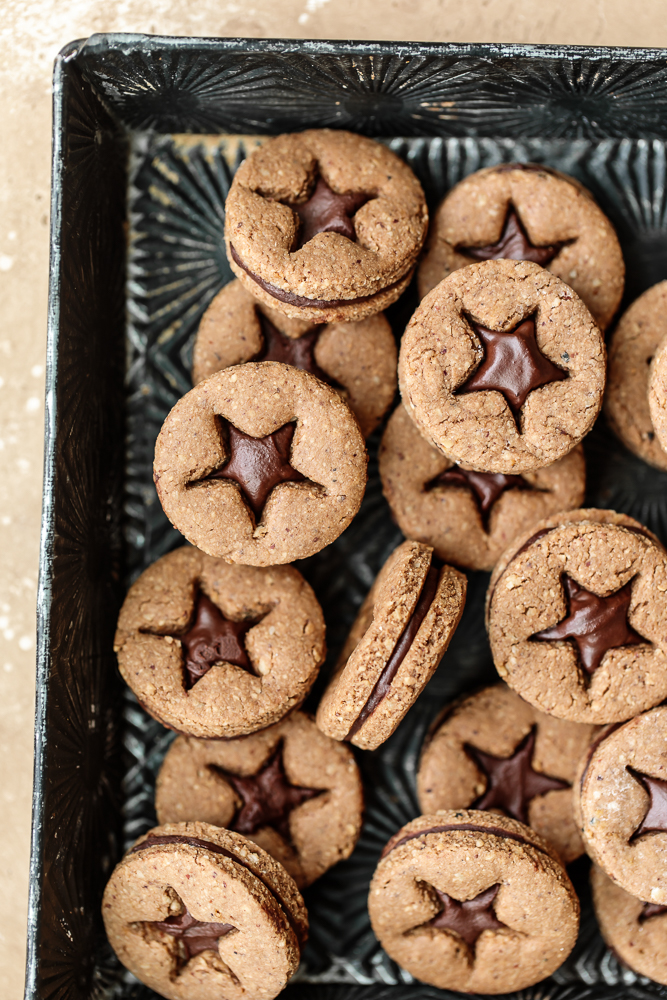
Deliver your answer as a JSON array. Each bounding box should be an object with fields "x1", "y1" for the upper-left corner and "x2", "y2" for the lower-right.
[{"x1": 103, "y1": 131, "x2": 667, "y2": 998}]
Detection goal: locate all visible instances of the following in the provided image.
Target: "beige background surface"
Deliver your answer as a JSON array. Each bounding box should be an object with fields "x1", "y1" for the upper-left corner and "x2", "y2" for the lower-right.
[{"x1": 2, "y1": 0, "x2": 667, "y2": 994}]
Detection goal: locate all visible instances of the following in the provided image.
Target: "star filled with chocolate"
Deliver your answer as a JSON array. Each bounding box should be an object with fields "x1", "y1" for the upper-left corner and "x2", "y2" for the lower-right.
[
  {"x1": 459, "y1": 206, "x2": 565, "y2": 266},
  {"x1": 288, "y1": 175, "x2": 370, "y2": 249},
  {"x1": 180, "y1": 592, "x2": 262, "y2": 689},
  {"x1": 465, "y1": 726, "x2": 569, "y2": 824},
  {"x1": 153, "y1": 903, "x2": 235, "y2": 960},
  {"x1": 627, "y1": 767, "x2": 667, "y2": 841},
  {"x1": 420, "y1": 883, "x2": 507, "y2": 951},
  {"x1": 212, "y1": 744, "x2": 324, "y2": 842},
  {"x1": 255, "y1": 314, "x2": 335, "y2": 386},
  {"x1": 457, "y1": 315, "x2": 568, "y2": 415},
  {"x1": 428, "y1": 467, "x2": 528, "y2": 527},
  {"x1": 641, "y1": 901, "x2": 667, "y2": 922},
  {"x1": 532, "y1": 575, "x2": 645, "y2": 675}
]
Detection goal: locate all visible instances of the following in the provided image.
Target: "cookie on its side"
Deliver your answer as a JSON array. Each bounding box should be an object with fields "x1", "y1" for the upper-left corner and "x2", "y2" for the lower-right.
[
  {"x1": 316, "y1": 540, "x2": 466, "y2": 750},
  {"x1": 102, "y1": 821, "x2": 307, "y2": 1000},
  {"x1": 192, "y1": 279, "x2": 397, "y2": 438},
  {"x1": 379, "y1": 403, "x2": 585, "y2": 571},
  {"x1": 418, "y1": 162, "x2": 624, "y2": 330},
  {"x1": 155, "y1": 711, "x2": 363, "y2": 888},
  {"x1": 368, "y1": 809, "x2": 579, "y2": 994}
]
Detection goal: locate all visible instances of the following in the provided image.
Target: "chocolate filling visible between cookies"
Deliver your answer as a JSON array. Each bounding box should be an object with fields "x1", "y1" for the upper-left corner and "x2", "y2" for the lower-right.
[
  {"x1": 381, "y1": 821, "x2": 550, "y2": 860},
  {"x1": 255, "y1": 313, "x2": 336, "y2": 386},
  {"x1": 345, "y1": 561, "x2": 440, "y2": 740}
]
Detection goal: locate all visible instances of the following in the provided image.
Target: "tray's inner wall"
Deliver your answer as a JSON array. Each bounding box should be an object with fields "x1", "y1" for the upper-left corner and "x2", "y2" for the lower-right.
[{"x1": 99, "y1": 131, "x2": 667, "y2": 1000}]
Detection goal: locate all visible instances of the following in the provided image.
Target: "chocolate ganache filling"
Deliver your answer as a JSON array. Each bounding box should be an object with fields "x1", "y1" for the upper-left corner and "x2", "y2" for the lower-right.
[
  {"x1": 381, "y1": 821, "x2": 549, "y2": 860},
  {"x1": 345, "y1": 561, "x2": 440, "y2": 740}
]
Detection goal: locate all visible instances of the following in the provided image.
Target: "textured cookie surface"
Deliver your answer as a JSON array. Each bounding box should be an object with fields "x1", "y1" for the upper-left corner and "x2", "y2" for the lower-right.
[
  {"x1": 417, "y1": 684, "x2": 597, "y2": 863},
  {"x1": 379, "y1": 403, "x2": 585, "y2": 571},
  {"x1": 115, "y1": 546, "x2": 325, "y2": 738},
  {"x1": 316, "y1": 540, "x2": 466, "y2": 750},
  {"x1": 399, "y1": 259, "x2": 606, "y2": 474},
  {"x1": 418, "y1": 163, "x2": 624, "y2": 330},
  {"x1": 648, "y1": 324, "x2": 667, "y2": 459},
  {"x1": 154, "y1": 362, "x2": 367, "y2": 565},
  {"x1": 155, "y1": 711, "x2": 363, "y2": 887},
  {"x1": 368, "y1": 809, "x2": 579, "y2": 994}
]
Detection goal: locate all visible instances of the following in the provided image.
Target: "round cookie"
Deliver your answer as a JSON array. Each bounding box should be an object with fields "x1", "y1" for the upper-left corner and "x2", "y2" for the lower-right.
[
  {"x1": 575, "y1": 706, "x2": 667, "y2": 905},
  {"x1": 399, "y1": 259, "x2": 606, "y2": 474},
  {"x1": 155, "y1": 711, "x2": 363, "y2": 888},
  {"x1": 368, "y1": 809, "x2": 579, "y2": 994},
  {"x1": 316, "y1": 540, "x2": 467, "y2": 750},
  {"x1": 607, "y1": 281, "x2": 667, "y2": 470},
  {"x1": 648, "y1": 325, "x2": 667, "y2": 458},
  {"x1": 154, "y1": 362, "x2": 367, "y2": 566},
  {"x1": 102, "y1": 821, "x2": 307, "y2": 1000},
  {"x1": 114, "y1": 546, "x2": 326, "y2": 738},
  {"x1": 192, "y1": 279, "x2": 398, "y2": 438},
  {"x1": 486, "y1": 508, "x2": 667, "y2": 724},
  {"x1": 417, "y1": 684, "x2": 598, "y2": 863},
  {"x1": 224, "y1": 129, "x2": 428, "y2": 323},
  {"x1": 379, "y1": 403, "x2": 585, "y2": 572},
  {"x1": 591, "y1": 863, "x2": 667, "y2": 985},
  {"x1": 418, "y1": 163, "x2": 624, "y2": 331}
]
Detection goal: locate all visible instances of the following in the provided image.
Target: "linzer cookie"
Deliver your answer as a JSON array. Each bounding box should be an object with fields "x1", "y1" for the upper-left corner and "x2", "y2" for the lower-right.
[
  {"x1": 418, "y1": 163, "x2": 624, "y2": 330},
  {"x1": 153, "y1": 362, "x2": 367, "y2": 565},
  {"x1": 399, "y1": 259, "x2": 606, "y2": 474},
  {"x1": 486, "y1": 508, "x2": 667, "y2": 724},
  {"x1": 417, "y1": 684, "x2": 597, "y2": 863},
  {"x1": 155, "y1": 711, "x2": 363, "y2": 888},
  {"x1": 379, "y1": 403, "x2": 585, "y2": 571},
  {"x1": 192, "y1": 279, "x2": 397, "y2": 438},
  {"x1": 368, "y1": 810, "x2": 579, "y2": 994},
  {"x1": 224, "y1": 129, "x2": 428, "y2": 322},
  {"x1": 648, "y1": 320, "x2": 667, "y2": 459},
  {"x1": 102, "y1": 821, "x2": 307, "y2": 1000},
  {"x1": 114, "y1": 546, "x2": 325, "y2": 738},
  {"x1": 316, "y1": 540, "x2": 466, "y2": 750},
  {"x1": 591, "y1": 863, "x2": 667, "y2": 985},
  {"x1": 606, "y1": 281, "x2": 667, "y2": 470},
  {"x1": 574, "y1": 706, "x2": 667, "y2": 904}
]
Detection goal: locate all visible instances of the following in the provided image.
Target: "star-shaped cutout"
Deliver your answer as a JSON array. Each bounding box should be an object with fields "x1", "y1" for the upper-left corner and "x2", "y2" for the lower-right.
[
  {"x1": 207, "y1": 419, "x2": 308, "y2": 522},
  {"x1": 427, "y1": 467, "x2": 528, "y2": 528},
  {"x1": 641, "y1": 901, "x2": 667, "y2": 922},
  {"x1": 153, "y1": 903, "x2": 235, "y2": 960},
  {"x1": 417, "y1": 883, "x2": 507, "y2": 952},
  {"x1": 457, "y1": 315, "x2": 568, "y2": 415},
  {"x1": 211, "y1": 743, "x2": 324, "y2": 842},
  {"x1": 465, "y1": 726, "x2": 569, "y2": 825},
  {"x1": 459, "y1": 206, "x2": 566, "y2": 266},
  {"x1": 256, "y1": 314, "x2": 337, "y2": 387},
  {"x1": 532, "y1": 575, "x2": 645, "y2": 675},
  {"x1": 628, "y1": 767, "x2": 667, "y2": 841},
  {"x1": 180, "y1": 592, "x2": 263, "y2": 689},
  {"x1": 288, "y1": 176, "x2": 370, "y2": 249}
]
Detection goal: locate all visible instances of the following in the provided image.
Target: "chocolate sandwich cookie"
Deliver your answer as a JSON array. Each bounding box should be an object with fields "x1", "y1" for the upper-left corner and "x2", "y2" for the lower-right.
[
  {"x1": 486, "y1": 508, "x2": 667, "y2": 724},
  {"x1": 399, "y1": 259, "x2": 606, "y2": 474},
  {"x1": 368, "y1": 809, "x2": 579, "y2": 994},
  {"x1": 417, "y1": 684, "x2": 598, "y2": 863},
  {"x1": 418, "y1": 163, "x2": 624, "y2": 331},
  {"x1": 224, "y1": 129, "x2": 428, "y2": 323},
  {"x1": 102, "y1": 821, "x2": 307, "y2": 1000},
  {"x1": 606, "y1": 281, "x2": 667, "y2": 470},
  {"x1": 316, "y1": 540, "x2": 466, "y2": 750},
  {"x1": 379, "y1": 403, "x2": 585, "y2": 572},
  {"x1": 591, "y1": 863, "x2": 667, "y2": 985},
  {"x1": 154, "y1": 362, "x2": 367, "y2": 566},
  {"x1": 574, "y1": 706, "x2": 667, "y2": 905},
  {"x1": 114, "y1": 546, "x2": 326, "y2": 738},
  {"x1": 155, "y1": 711, "x2": 363, "y2": 888},
  {"x1": 192, "y1": 279, "x2": 397, "y2": 438}
]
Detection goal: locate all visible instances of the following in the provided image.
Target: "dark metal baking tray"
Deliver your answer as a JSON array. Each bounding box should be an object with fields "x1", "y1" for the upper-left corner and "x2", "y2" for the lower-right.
[{"x1": 27, "y1": 32, "x2": 667, "y2": 1000}]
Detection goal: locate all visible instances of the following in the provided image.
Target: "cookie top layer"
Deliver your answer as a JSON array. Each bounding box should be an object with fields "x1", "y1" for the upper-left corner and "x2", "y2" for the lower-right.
[
  {"x1": 418, "y1": 163, "x2": 624, "y2": 331},
  {"x1": 102, "y1": 821, "x2": 307, "y2": 1000},
  {"x1": 399, "y1": 259, "x2": 606, "y2": 474},
  {"x1": 155, "y1": 711, "x2": 363, "y2": 888},
  {"x1": 316, "y1": 540, "x2": 466, "y2": 750},
  {"x1": 224, "y1": 129, "x2": 427, "y2": 322},
  {"x1": 115, "y1": 546, "x2": 325, "y2": 738},
  {"x1": 379, "y1": 403, "x2": 585, "y2": 572},
  {"x1": 648, "y1": 319, "x2": 667, "y2": 460},
  {"x1": 368, "y1": 809, "x2": 578, "y2": 994},
  {"x1": 154, "y1": 362, "x2": 367, "y2": 565},
  {"x1": 486, "y1": 509, "x2": 667, "y2": 723}
]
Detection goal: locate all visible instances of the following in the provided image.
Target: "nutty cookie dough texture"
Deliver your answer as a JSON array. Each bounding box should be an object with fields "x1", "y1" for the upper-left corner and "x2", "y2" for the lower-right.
[
  {"x1": 648, "y1": 318, "x2": 667, "y2": 459},
  {"x1": 592, "y1": 863, "x2": 667, "y2": 985},
  {"x1": 224, "y1": 129, "x2": 428, "y2": 322}
]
